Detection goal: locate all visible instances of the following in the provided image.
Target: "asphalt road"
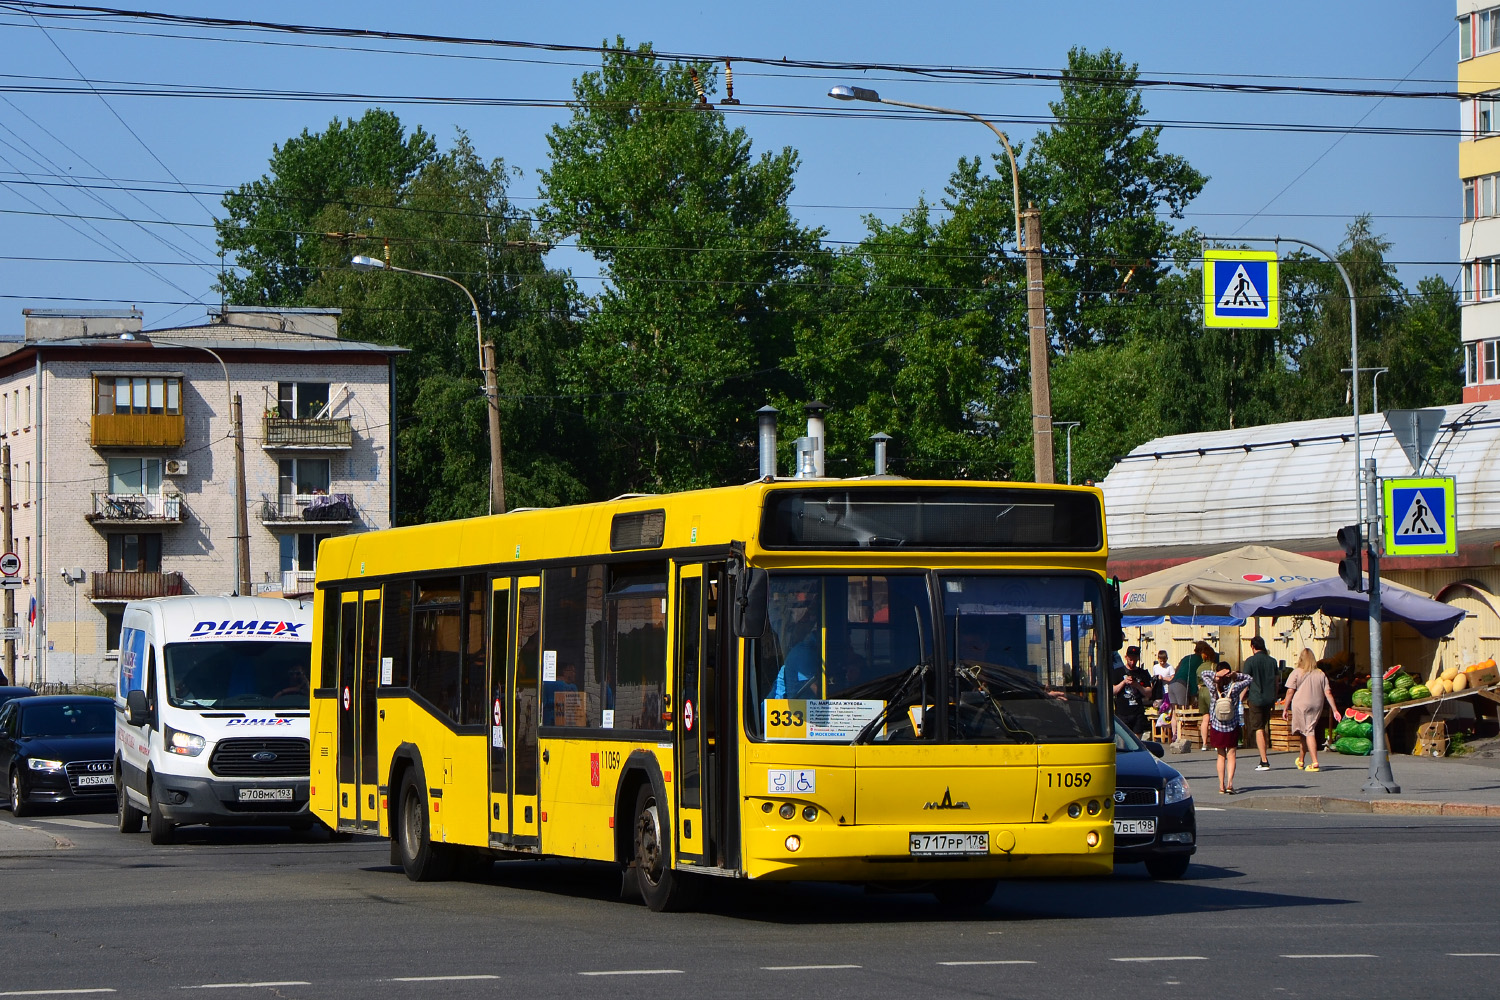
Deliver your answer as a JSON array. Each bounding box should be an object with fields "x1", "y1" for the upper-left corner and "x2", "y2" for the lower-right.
[{"x1": 1, "y1": 803, "x2": 1496, "y2": 1000}]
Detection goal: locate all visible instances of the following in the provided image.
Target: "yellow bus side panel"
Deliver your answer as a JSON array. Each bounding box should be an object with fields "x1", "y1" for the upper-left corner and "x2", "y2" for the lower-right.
[{"x1": 540, "y1": 738, "x2": 633, "y2": 861}]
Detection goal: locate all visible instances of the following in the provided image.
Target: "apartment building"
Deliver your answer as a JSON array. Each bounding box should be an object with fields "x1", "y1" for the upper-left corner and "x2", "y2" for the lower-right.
[
  {"x1": 1, "y1": 306, "x2": 402, "y2": 687},
  {"x1": 1460, "y1": 3, "x2": 1500, "y2": 401}
]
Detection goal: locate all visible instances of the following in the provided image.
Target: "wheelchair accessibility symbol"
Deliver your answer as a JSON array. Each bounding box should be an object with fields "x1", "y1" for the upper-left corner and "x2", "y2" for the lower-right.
[{"x1": 767, "y1": 768, "x2": 816, "y2": 795}]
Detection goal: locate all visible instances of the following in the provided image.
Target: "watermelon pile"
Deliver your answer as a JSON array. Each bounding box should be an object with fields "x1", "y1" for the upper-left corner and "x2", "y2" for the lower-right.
[
  {"x1": 1333, "y1": 736, "x2": 1373, "y2": 755},
  {"x1": 1353, "y1": 671, "x2": 1429, "y2": 707}
]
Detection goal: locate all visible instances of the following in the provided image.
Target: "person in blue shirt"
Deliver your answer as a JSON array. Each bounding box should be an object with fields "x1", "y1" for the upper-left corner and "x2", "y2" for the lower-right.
[{"x1": 770, "y1": 589, "x2": 822, "y2": 699}]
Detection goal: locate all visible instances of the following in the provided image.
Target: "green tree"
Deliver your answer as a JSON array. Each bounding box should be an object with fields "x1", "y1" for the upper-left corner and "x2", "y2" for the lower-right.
[
  {"x1": 538, "y1": 41, "x2": 824, "y2": 492},
  {"x1": 217, "y1": 110, "x2": 436, "y2": 305},
  {"x1": 1374, "y1": 275, "x2": 1462, "y2": 410}
]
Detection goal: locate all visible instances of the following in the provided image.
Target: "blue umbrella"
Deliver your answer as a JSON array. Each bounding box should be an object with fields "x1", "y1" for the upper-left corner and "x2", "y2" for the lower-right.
[{"x1": 1230, "y1": 577, "x2": 1465, "y2": 640}]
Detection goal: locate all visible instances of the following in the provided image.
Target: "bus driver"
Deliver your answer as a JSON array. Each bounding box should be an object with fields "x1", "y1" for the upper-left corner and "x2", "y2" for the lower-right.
[{"x1": 770, "y1": 586, "x2": 822, "y2": 699}]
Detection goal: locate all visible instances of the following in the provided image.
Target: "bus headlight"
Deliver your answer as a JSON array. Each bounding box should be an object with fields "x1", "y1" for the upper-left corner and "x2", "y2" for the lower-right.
[
  {"x1": 1164, "y1": 775, "x2": 1192, "y2": 804},
  {"x1": 28, "y1": 758, "x2": 64, "y2": 772},
  {"x1": 779, "y1": 803, "x2": 796, "y2": 820},
  {"x1": 785, "y1": 835, "x2": 801, "y2": 852},
  {"x1": 165, "y1": 725, "x2": 206, "y2": 757},
  {"x1": 1067, "y1": 803, "x2": 1081, "y2": 819}
]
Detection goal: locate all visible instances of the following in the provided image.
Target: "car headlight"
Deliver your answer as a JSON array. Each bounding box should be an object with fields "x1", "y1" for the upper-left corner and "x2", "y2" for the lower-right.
[
  {"x1": 27, "y1": 758, "x2": 64, "y2": 772},
  {"x1": 165, "y1": 725, "x2": 206, "y2": 757},
  {"x1": 1164, "y1": 775, "x2": 1191, "y2": 804}
]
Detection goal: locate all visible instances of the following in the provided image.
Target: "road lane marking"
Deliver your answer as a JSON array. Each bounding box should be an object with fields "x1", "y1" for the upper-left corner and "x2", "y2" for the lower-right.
[
  {"x1": 1448, "y1": 953, "x2": 1500, "y2": 957},
  {"x1": 1111, "y1": 957, "x2": 1206, "y2": 963},
  {"x1": 937, "y1": 960, "x2": 1036, "y2": 966},
  {"x1": 185, "y1": 984, "x2": 311, "y2": 990},
  {"x1": 388, "y1": 976, "x2": 499, "y2": 983},
  {"x1": 1281, "y1": 954, "x2": 1376, "y2": 959},
  {"x1": 760, "y1": 965, "x2": 860, "y2": 971},
  {"x1": 578, "y1": 970, "x2": 683, "y2": 977},
  {"x1": 1195, "y1": 807, "x2": 1225, "y2": 812},
  {"x1": 0, "y1": 992, "x2": 117, "y2": 997},
  {"x1": 33, "y1": 819, "x2": 111, "y2": 829}
]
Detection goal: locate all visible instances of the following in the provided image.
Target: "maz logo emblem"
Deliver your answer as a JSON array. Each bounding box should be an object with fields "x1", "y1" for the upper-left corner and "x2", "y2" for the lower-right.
[{"x1": 923, "y1": 788, "x2": 970, "y2": 810}]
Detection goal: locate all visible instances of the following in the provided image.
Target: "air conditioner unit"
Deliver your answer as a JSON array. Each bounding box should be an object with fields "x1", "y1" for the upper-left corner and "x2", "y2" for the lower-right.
[{"x1": 164, "y1": 459, "x2": 189, "y2": 476}]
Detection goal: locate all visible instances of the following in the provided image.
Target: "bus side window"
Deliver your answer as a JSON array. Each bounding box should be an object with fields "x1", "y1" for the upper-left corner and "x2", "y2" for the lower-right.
[{"x1": 320, "y1": 589, "x2": 340, "y2": 690}]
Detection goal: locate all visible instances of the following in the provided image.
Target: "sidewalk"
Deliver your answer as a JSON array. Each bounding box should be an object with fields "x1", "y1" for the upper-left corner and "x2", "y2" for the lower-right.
[
  {"x1": 0, "y1": 820, "x2": 74, "y2": 853},
  {"x1": 1166, "y1": 748, "x2": 1500, "y2": 817}
]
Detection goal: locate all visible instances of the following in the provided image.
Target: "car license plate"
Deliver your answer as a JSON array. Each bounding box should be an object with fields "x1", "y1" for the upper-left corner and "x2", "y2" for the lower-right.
[
  {"x1": 1114, "y1": 818, "x2": 1156, "y2": 836},
  {"x1": 76, "y1": 775, "x2": 112, "y2": 787},
  {"x1": 909, "y1": 832, "x2": 989, "y2": 856},
  {"x1": 238, "y1": 787, "x2": 293, "y2": 802}
]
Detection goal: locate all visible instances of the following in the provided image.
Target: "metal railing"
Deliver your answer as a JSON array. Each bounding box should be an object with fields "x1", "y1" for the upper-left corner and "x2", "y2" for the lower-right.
[
  {"x1": 90, "y1": 412, "x2": 186, "y2": 448},
  {"x1": 90, "y1": 570, "x2": 185, "y2": 601},
  {"x1": 281, "y1": 569, "x2": 316, "y2": 595},
  {"x1": 260, "y1": 493, "x2": 355, "y2": 523},
  {"x1": 86, "y1": 492, "x2": 185, "y2": 523},
  {"x1": 262, "y1": 415, "x2": 353, "y2": 449}
]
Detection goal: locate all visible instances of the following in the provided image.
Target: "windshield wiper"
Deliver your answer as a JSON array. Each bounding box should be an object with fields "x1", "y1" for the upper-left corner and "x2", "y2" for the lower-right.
[{"x1": 853, "y1": 661, "x2": 928, "y2": 744}]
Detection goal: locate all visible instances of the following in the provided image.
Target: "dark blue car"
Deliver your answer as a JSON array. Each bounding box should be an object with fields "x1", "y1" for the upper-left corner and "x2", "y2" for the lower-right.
[
  {"x1": 1113, "y1": 719, "x2": 1196, "y2": 879},
  {"x1": 0, "y1": 695, "x2": 116, "y2": 817}
]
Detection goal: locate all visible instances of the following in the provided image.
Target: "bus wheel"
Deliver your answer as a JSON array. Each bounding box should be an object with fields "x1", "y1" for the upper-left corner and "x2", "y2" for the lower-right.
[
  {"x1": 147, "y1": 790, "x2": 174, "y2": 845},
  {"x1": 116, "y1": 774, "x2": 143, "y2": 833},
  {"x1": 931, "y1": 878, "x2": 998, "y2": 908},
  {"x1": 631, "y1": 784, "x2": 697, "y2": 912},
  {"x1": 396, "y1": 769, "x2": 452, "y2": 882}
]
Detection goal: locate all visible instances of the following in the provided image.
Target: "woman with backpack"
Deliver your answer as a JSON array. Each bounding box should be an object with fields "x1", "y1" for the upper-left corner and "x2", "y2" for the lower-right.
[{"x1": 1200, "y1": 660, "x2": 1252, "y2": 794}]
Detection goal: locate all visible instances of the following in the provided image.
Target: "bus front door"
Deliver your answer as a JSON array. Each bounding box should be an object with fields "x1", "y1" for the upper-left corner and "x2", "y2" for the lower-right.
[
  {"x1": 336, "y1": 590, "x2": 382, "y2": 833},
  {"x1": 509, "y1": 577, "x2": 541, "y2": 843},
  {"x1": 335, "y1": 593, "x2": 359, "y2": 830},
  {"x1": 487, "y1": 577, "x2": 511, "y2": 846},
  {"x1": 674, "y1": 562, "x2": 729, "y2": 868}
]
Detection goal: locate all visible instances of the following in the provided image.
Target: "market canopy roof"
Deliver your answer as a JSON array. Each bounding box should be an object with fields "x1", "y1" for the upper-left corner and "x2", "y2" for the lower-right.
[
  {"x1": 1230, "y1": 578, "x2": 1466, "y2": 640},
  {"x1": 1118, "y1": 544, "x2": 1342, "y2": 616}
]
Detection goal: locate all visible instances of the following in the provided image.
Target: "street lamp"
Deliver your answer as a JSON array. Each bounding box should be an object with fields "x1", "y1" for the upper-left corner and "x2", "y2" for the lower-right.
[
  {"x1": 828, "y1": 85, "x2": 1055, "y2": 483},
  {"x1": 1054, "y1": 421, "x2": 1081, "y2": 485},
  {"x1": 351, "y1": 255, "x2": 505, "y2": 514}
]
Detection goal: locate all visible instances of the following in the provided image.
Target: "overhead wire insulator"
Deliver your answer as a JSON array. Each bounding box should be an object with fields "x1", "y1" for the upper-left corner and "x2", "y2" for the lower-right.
[
  {"x1": 689, "y1": 67, "x2": 711, "y2": 108},
  {"x1": 721, "y1": 61, "x2": 741, "y2": 105}
]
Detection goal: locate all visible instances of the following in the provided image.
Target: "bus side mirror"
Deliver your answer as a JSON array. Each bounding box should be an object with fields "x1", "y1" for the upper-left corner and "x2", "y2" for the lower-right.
[
  {"x1": 734, "y1": 568, "x2": 769, "y2": 638},
  {"x1": 125, "y1": 689, "x2": 150, "y2": 727},
  {"x1": 1104, "y1": 577, "x2": 1124, "y2": 652}
]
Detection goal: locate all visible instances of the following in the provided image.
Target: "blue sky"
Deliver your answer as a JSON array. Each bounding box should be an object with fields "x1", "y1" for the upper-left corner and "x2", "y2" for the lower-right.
[{"x1": 0, "y1": 1, "x2": 1456, "y2": 333}]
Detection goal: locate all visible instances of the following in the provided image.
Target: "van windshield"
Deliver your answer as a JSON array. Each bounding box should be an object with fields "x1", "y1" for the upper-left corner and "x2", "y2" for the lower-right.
[{"x1": 164, "y1": 641, "x2": 312, "y2": 710}]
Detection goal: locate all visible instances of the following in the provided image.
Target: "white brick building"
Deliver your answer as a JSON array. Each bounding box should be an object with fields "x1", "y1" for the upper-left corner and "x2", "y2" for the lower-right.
[{"x1": 1, "y1": 306, "x2": 402, "y2": 687}]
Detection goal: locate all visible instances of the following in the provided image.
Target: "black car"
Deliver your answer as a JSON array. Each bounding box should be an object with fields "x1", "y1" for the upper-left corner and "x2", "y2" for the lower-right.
[
  {"x1": 0, "y1": 696, "x2": 116, "y2": 817},
  {"x1": 0, "y1": 686, "x2": 37, "y2": 710},
  {"x1": 1113, "y1": 719, "x2": 1196, "y2": 879}
]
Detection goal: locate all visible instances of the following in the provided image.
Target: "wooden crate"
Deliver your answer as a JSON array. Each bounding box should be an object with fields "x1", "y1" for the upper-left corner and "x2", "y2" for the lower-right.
[{"x1": 1268, "y1": 716, "x2": 1299, "y2": 752}]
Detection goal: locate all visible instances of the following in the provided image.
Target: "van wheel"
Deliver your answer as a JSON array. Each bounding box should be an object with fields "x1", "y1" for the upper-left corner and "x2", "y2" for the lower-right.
[
  {"x1": 396, "y1": 769, "x2": 451, "y2": 882},
  {"x1": 631, "y1": 784, "x2": 697, "y2": 912},
  {"x1": 147, "y1": 790, "x2": 173, "y2": 845},
  {"x1": 931, "y1": 878, "x2": 998, "y2": 908},
  {"x1": 9, "y1": 769, "x2": 30, "y2": 819},
  {"x1": 116, "y1": 774, "x2": 143, "y2": 833}
]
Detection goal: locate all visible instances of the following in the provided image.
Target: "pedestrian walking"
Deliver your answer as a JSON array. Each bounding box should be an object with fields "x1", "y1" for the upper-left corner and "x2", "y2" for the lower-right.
[
  {"x1": 1283, "y1": 648, "x2": 1339, "y2": 772},
  {"x1": 1242, "y1": 636, "x2": 1280, "y2": 771},
  {"x1": 1200, "y1": 662, "x2": 1252, "y2": 793}
]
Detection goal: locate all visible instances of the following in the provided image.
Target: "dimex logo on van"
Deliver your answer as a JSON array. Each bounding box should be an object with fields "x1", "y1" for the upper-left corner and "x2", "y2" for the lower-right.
[
  {"x1": 189, "y1": 620, "x2": 305, "y2": 639},
  {"x1": 226, "y1": 717, "x2": 294, "y2": 727}
]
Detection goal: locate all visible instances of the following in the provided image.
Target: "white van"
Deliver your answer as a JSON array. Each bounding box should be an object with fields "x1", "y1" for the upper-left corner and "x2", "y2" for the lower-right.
[{"x1": 114, "y1": 595, "x2": 313, "y2": 843}]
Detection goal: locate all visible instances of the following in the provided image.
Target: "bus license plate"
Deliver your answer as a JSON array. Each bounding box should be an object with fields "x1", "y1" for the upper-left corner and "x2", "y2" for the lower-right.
[
  {"x1": 76, "y1": 775, "x2": 113, "y2": 787},
  {"x1": 1113, "y1": 818, "x2": 1156, "y2": 836},
  {"x1": 238, "y1": 787, "x2": 293, "y2": 802},
  {"x1": 909, "y1": 832, "x2": 989, "y2": 856}
]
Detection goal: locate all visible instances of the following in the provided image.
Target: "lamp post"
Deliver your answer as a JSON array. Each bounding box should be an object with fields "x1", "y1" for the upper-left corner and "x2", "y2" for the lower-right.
[
  {"x1": 828, "y1": 85, "x2": 1054, "y2": 483},
  {"x1": 1341, "y1": 366, "x2": 1390, "y2": 414},
  {"x1": 351, "y1": 255, "x2": 505, "y2": 513},
  {"x1": 143, "y1": 338, "x2": 249, "y2": 596},
  {"x1": 1054, "y1": 421, "x2": 1081, "y2": 485}
]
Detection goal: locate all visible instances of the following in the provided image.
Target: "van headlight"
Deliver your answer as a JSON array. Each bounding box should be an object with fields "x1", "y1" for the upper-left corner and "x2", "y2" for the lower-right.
[
  {"x1": 28, "y1": 758, "x2": 64, "y2": 772},
  {"x1": 165, "y1": 725, "x2": 206, "y2": 757},
  {"x1": 1164, "y1": 775, "x2": 1191, "y2": 804}
]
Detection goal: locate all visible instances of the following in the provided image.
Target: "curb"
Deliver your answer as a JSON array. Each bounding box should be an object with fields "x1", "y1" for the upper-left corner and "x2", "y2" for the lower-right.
[{"x1": 1215, "y1": 794, "x2": 1500, "y2": 817}]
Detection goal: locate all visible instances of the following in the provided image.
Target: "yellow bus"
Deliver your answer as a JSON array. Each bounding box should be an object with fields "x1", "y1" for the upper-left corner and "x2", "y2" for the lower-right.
[{"x1": 308, "y1": 480, "x2": 1121, "y2": 910}]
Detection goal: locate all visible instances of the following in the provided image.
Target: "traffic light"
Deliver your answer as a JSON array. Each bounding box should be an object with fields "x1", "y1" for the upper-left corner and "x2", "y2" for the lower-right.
[{"x1": 1337, "y1": 524, "x2": 1364, "y2": 592}]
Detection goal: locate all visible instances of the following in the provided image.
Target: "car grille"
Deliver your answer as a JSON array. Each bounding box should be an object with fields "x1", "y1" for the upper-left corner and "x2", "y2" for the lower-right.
[
  {"x1": 1115, "y1": 786, "x2": 1160, "y2": 806},
  {"x1": 64, "y1": 760, "x2": 115, "y2": 796},
  {"x1": 208, "y1": 738, "x2": 309, "y2": 778}
]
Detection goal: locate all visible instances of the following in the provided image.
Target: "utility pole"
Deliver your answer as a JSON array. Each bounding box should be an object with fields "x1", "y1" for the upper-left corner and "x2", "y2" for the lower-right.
[
  {"x1": 482, "y1": 343, "x2": 505, "y2": 514},
  {"x1": 2, "y1": 443, "x2": 12, "y2": 681},
  {"x1": 1024, "y1": 205, "x2": 1054, "y2": 483},
  {"x1": 232, "y1": 393, "x2": 250, "y2": 595}
]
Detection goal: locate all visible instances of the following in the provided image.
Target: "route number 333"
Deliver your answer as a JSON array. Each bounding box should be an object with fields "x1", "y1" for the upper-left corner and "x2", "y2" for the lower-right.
[{"x1": 764, "y1": 699, "x2": 808, "y2": 738}]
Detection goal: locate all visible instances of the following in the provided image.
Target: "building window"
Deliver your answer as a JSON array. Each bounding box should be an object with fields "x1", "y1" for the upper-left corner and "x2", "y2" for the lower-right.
[
  {"x1": 278, "y1": 458, "x2": 330, "y2": 497},
  {"x1": 1463, "y1": 14, "x2": 1474, "y2": 61},
  {"x1": 1464, "y1": 263, "x2": 1475, "y2": 302},
  {"x1": 107, "y1": 457, "x2": 162, "y2": 494},
  {"x1": 105, "y1": 611, "x2": 124, "y2": 652},
  {"x1": 279, "y1": 532, "x2": 330, "y2": 573},
  {"x1": 1467, "y1": 342, "x2": 1479, "y2": 385},
  {"x1": 1466, "y1": 178, "x2": 1477, "y2": 221},
  {"x1": 1484, "y1": 9, "x2": 1500, "y2": 54},
  {"x1": 277, "y1": 382, "x2": 330, "y2": 420},
  {"x1": 108, "y1": 533, "x2": 162, "y2": 573},
  {"x1": 1489, "y1": 341, "x2": 1499, "y2": 383},
  {"x1": 94, "y1": 376, "x2": 182, "y2": 416},
  {"x1": 22, "y1": 461, "x2": 29, "y2": 503},
  {"x1": 23, "y1": 386, "x2": 29, "y2": 427}
]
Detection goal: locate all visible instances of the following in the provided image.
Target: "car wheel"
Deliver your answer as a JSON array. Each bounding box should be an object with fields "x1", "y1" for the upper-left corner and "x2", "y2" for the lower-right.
[
  {"x1": 631, "y1": 783, "x2": 697, "y2": 912},
  {"x1": 396, "y1": 768, "x2": 451, "y2": 882},
  {"x1": 147, "y1": 787, "x2": 174, "y2": 845},
  {"x1": 9, "y1": 768, "x2": 30, "y2": 819},
  {"x1": 116, "y1": 772, "x2": 143, "y2": 834},
  {"x1": 1145, "y1": 854, "x2": 1191, "y2": 880},
  {"x1": 931, "y1": 878, "x2": 999, "y2": 908}
]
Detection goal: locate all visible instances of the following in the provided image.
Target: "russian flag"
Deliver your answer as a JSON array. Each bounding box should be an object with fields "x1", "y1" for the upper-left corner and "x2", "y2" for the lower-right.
[{"x1": 27, "y1": 596, "x2": 35, "y2": 625}]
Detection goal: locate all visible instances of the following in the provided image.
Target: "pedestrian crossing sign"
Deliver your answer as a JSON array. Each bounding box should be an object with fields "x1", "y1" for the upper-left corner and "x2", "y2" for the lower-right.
[
  {"x1": 1203, "y1": 249, "x2": 1279, "y2": 329},
  {"x1": 1383, "y1": 476, "x2": 1457, "y2": 556}
]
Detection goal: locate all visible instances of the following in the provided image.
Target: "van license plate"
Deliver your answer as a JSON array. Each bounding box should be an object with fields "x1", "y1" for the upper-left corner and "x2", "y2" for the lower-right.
[
  {"x1": 239, "y1": 787, "x2": 293, "y2": 802},
  {"x1": 1114, "y1": 818, "x2": 1156, "y2": 835},
  {"x1": 76, "y1": 775, "x2": 113, "y2": 787},
  {"x1": 909, "y1": 832, "x2": 988, "y2": 856}
]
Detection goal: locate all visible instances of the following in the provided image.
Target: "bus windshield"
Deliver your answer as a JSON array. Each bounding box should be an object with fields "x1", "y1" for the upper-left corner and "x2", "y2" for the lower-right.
[
  {"x1": 164, "y1": 641, "x2": 312, "y2": 710},
  {"x1": 747, "y1": 572, "x2": 1108, "y2": 744}
]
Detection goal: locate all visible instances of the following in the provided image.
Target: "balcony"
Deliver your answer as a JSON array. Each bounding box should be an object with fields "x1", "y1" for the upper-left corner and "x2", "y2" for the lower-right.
[
  {"x1": 85, "y1": 492, "x2": 186, "y2": 526},
  {"x1": 260, "y1": 492, "x2": 355, "y2": 526},
  {"x1": 91, "y1": 413, "x2": 186, "y2": 449},
  {"x1": 90, "y1": 570, "x2": 185, "y2": 603},
  {"x1": 262, "y1": 415, "x2": 353, "y2": 451}
]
